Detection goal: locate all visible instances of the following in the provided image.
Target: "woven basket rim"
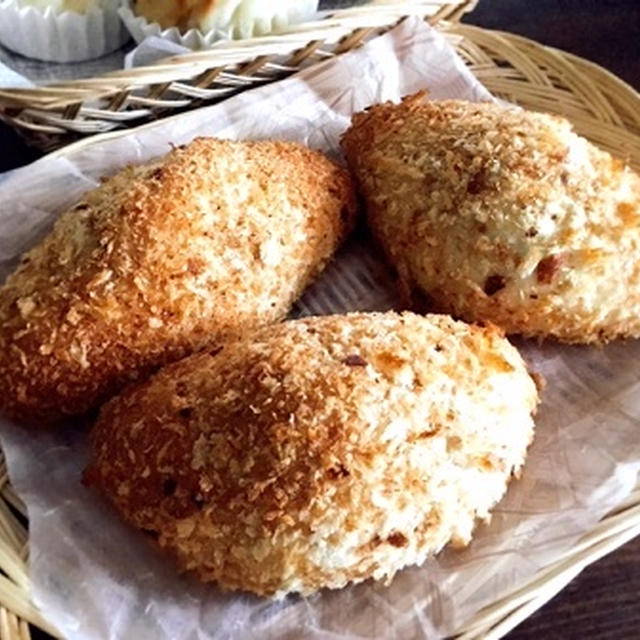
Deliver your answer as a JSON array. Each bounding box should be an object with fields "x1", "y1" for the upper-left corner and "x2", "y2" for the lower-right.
[
  {"x1": 0, "y1": 0, "x2": 476, "y2": 99},
  {"x1": 455, "y1": 23, "x2": 640, "y2": 98},
  {"x1": 40, "y1": 22, "x2": 640, "y2": 171}
]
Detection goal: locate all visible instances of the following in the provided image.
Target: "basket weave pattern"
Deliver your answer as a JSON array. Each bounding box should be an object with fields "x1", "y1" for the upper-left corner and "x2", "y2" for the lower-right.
[
  {"x1": 0, "y1": 1, "x2": 477, "y2": 149},
  {"x1": 0, "y1": 18, "x2": 640, "y2": 640}
]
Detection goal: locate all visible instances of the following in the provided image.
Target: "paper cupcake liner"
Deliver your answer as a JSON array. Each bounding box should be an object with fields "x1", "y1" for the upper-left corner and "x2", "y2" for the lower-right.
[
  {"x1": 118, "y1": 0, "x2": 319, "y2": 50},
  {"x1": 0, "y1": 0, "x2": 129, "y2": 63}
]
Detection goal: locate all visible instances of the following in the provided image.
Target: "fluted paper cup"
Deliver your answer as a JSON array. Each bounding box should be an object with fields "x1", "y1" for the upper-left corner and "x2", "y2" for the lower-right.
[{"x1": 0, "y1": 0, "x2": 129, "y2": 63}]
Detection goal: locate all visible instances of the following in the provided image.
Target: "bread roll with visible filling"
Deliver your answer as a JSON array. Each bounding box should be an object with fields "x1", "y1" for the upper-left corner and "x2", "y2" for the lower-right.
[
  {"x1": 0, "y1": 137, "x2": 356, "y2": 423},
  {"x1": 341, "y1": 93, "x2": 640, "y2": 343},
  {"x1": 86, "y1": 311, "x2": 538, "y2": 598}
]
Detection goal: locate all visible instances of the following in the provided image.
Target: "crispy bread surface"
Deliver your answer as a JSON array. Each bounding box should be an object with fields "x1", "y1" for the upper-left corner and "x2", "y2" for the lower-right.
[
  {"x1": 0, "y1": 137, "x2": 356, "y2": 422},
  {"x1": 342, "y1": 94, "x2": 640, "y2": 343}
]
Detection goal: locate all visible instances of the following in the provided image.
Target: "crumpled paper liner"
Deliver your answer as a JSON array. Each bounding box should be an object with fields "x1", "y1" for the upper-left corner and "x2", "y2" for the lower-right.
[{"x1": 0, "y1": 0, "x2": 128, "y2": 63}]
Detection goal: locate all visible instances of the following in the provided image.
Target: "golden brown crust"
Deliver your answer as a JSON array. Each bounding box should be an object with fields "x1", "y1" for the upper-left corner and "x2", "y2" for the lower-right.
[
  {"x1": 134, "y1": 0, "x2": 210, "y2": 30},
  {"x1": 341, "y1": 93, "x2": 640, "y2": 344},
  {"x1": 86, "y1": 311, "x2": 538, "y2": 598},
  {"x1": 0, "y1": 137, "x2": 356, "y2": 423},
  {"x1": 134, "y1": 0, "x2": 287, "y2": 31}
]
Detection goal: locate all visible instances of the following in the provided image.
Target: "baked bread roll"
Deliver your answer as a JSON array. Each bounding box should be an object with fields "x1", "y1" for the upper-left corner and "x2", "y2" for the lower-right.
[
  {"x1": 86, "y1": 311, "x2": 538, "y2": 598},
  {"x1": 341, "y1": 93, "x2": 640, "y2": 343},
  {"x1": 133, "y1": 0, "x2": 318, "y2": 38},
  {"x1": 15, "y1": 0, "x2": 111, "y2": 13},
  {"x1": 0, "y1": 137, "x2": 356, "y2": 423}
]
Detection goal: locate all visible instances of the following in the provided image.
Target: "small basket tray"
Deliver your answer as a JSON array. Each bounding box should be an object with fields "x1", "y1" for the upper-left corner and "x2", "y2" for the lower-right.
[
  {"x1": 0, "y1": 0, "x2": 477, "y2": 150},
  {"x1": 1, "y1": 17, "x2": 640, "y2": 640}
]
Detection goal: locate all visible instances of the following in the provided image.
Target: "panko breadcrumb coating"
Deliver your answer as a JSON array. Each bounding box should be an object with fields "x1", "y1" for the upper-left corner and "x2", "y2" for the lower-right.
[
  {"x1": 341, "y1": 93, "x2": 640, "y2": 343},
  {"x1": 0, "y1": 137, "x2": 356, "y2": 424},
  {"x1": 85, "y1": 311, "x2": 539, "y2": 598}
]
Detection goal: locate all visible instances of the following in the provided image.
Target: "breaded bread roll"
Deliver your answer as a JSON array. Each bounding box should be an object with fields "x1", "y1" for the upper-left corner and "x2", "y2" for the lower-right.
[
  {"x1": 0, "y1": 138, "x2": 356, "y2": 423},
  {"x1": 341, "y1": 93, "x2": 640, "y2": 343},
  {"x1": 86, "y1": 311, "x2": 538, "y2": 598}
]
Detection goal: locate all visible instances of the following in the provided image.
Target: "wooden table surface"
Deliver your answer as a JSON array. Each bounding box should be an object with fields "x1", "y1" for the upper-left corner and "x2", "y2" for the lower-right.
[{"x1": 2, "y1": 1, "x2": 640, "y2": 638}]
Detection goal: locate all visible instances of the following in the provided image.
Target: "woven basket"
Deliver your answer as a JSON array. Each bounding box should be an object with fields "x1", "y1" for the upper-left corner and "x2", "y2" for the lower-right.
[
  {"x1": 0, "y1": 0, "x2": 477, "y2": 150},
  {"x1": 1, "y1": 19, "x2": 640, "y2": 640}
]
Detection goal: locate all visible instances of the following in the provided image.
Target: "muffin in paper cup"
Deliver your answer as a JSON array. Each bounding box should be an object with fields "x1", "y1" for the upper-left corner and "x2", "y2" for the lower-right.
[
  {"x1": 0, "y1": 0, "x2": 129, "y2": 63},
  {"x1": 119, "y1": 0, "x2": 320, "y2": 50}
]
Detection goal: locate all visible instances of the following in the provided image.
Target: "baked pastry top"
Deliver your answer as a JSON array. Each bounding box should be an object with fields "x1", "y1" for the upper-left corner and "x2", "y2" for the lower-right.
[
  {"x1": 0, "y1": 137, "x2": 356, "y2": 423},
  {"x1": 342, "y1": 93, "x2": 640, "y2": 343},
  {"x1": 133, "y1": 0, "x2": 318, "y2": 37},
  {"x1": 86, "y1": 311, "x2": 538, "y2": 597}
]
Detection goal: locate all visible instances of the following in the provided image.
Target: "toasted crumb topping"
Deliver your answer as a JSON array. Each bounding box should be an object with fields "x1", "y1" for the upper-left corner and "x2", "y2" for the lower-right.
[
  {"x1": 86, "y1": 311, "x2": 538, "y2": 598},
  {"x1": 342, "y1": 93, "x2": 640, "y2": 343},
  {"x1": 0, "y1": 137, "x2": 357, "y2": 423}
]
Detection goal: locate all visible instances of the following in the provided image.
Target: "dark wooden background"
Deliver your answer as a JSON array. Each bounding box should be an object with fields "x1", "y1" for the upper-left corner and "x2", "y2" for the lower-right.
[{"x1": 2, "y1": 0, "x2": 640, "y2": 638}]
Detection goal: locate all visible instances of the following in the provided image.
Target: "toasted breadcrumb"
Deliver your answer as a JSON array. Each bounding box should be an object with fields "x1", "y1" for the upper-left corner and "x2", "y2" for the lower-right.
[
  {"x1": 86, "y1": 311, "x2": 538, "y2": 598},
  {"x1": 342, "y1": 93, "x2": 640, "y2": 343},
  {"x1": 0, "y1": 137, "x2": 356, "y2": 423}
]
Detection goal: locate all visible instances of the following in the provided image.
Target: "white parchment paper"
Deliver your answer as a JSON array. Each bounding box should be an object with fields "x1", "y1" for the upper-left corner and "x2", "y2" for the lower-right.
[{"x1": 1, "y1": 18, "x2": 640, "y2": 640}]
